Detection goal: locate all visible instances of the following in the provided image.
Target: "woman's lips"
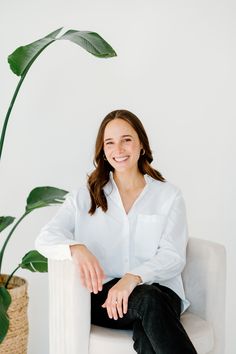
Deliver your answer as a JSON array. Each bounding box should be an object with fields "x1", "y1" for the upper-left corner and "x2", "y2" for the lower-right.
[{"x1": 113, "y1": 156, "x2": 129, "y2": 162}]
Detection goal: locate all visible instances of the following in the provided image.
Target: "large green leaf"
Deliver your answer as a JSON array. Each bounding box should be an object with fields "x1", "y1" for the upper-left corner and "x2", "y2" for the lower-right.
[
  {"x1": 59, "y1": 30, "x2": 117, "y2": 58},
  {"x1": 0, "y1": 287, "x2": 11, "y2": 343},
  {"x1": 0, "y1": 216, "x2": 15, "y2": 233},
  {"x1": 20, "y1": 250, "x2": 48, "y2": 272},
  {"x1": 8, "y1": 28, "x2": 63, "y2": 76},
  {"x1": 25, "y1": 186, "x2": 68, "y2": 213},
  {"x1": 8, "y1": 27, "x2": 117, "y2": 77}
]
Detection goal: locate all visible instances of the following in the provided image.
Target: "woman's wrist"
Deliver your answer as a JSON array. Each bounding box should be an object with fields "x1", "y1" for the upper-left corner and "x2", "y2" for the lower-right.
[
  {"x1": 69, "y1": 243, "x2": 86, "y2": 256},
  {"x1": 125, "y1": 273, "x2": 142, "y2": 285}
]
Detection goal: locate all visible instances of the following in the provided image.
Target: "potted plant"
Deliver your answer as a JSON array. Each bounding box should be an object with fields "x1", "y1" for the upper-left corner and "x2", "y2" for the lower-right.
[{"x1": 0, "y1": 27, "x2": 117, "y2": 353}]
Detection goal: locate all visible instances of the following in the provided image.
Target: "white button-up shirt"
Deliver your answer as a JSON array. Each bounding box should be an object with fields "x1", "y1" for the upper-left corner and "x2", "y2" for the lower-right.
[{"x1": 35, "y1": 172, "x2": 190, "y2": 313}]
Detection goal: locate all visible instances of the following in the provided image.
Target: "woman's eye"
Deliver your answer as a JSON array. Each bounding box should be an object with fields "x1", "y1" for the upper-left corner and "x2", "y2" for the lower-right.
[{"x1": 124, "y1": 138, "x2": 131, "y2": 142}]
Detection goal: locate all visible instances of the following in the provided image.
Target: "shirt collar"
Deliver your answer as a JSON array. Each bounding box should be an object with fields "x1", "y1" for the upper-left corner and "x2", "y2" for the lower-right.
[{"x1": 103, "y1": 171, "x2": 153, "y2": 198}]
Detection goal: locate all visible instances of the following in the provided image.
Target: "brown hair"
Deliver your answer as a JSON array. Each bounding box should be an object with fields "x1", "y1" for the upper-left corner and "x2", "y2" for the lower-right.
[{"x1": 87, "y1": 109, "x2": 166, "y2": 215}]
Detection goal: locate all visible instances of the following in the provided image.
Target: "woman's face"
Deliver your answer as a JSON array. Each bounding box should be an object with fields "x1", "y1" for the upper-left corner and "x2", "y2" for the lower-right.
[{"x1": 103, "y1": 118, "x2": 142, "y2": 173}]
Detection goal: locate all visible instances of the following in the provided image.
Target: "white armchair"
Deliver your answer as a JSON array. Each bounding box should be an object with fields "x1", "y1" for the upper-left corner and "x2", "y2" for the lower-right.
[{"x1": 48, "y1": 238, "x2": 226, "y2": 354}]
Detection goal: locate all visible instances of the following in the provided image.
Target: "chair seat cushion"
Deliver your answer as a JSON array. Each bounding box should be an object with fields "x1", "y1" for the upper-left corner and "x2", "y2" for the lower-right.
[
  {"x1": 181, "y1": 312, "x2": 214, "y2": 354},
  {"x1": 89, "y1": 311, "x2": 214, "y2": 354}
]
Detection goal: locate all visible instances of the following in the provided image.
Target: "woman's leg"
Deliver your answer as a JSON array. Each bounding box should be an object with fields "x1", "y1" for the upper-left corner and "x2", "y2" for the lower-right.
[
  {"x1": 128, "y1": 283, "x2": 197, "y2": 354},
  {"x1": 91, "y1": 278, "x2": 197, "y2": 354}
]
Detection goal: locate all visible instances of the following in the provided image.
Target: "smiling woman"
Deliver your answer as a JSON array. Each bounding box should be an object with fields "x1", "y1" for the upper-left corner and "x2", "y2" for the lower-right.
[
  {"x1": 35, "y1": 109, "x2": 197, "y2": 354},
  {"x1": 88, "y1": 109, "x2": 166, "y2": 215}
]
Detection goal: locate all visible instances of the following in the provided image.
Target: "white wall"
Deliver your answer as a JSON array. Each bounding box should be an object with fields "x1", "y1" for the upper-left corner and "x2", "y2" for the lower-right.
[{"x1": 0, "y1": 0, "x2": 235, "y2": 353}]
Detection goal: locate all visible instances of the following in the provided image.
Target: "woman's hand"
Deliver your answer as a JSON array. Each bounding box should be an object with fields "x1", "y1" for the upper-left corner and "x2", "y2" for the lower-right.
[
  {"x1": 101, "y1": 273, "x2": 142, "y2": 320},
  {"x1": 70, "y1": 244, "x2": 105, "y2": 294}
]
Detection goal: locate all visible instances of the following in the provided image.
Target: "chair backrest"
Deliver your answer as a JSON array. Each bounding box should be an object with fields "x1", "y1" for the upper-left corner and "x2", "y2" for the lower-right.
[{"x1": 182, "y1": 238, "x2": 226, "y2": 354}]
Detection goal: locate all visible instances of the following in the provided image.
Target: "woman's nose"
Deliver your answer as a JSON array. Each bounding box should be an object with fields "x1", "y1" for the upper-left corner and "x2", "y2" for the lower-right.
[{"x1": 114, "y1": 142, "x2": 124, "y2": 154}]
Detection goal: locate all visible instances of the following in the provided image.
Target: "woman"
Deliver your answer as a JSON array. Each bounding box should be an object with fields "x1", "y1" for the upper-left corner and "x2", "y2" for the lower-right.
[{"x1": 35, "y1": 109, "x2": 197, "y2": 354}]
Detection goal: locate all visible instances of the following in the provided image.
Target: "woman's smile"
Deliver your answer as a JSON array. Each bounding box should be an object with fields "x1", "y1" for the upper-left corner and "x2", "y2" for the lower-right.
[{"x1": 113, "y1": 156, "x2": 129, "y2": 162}]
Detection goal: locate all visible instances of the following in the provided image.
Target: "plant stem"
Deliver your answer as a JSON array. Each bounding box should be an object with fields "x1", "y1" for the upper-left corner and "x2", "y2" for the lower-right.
[
  {"x1": 4, "y1": 265, "x2": 21, "y2": 289},
  {"x1": 0, "y1": 71, "x2": 27, "y2": 161},
  {"x1": 0, "y1": 40, "x2": 56, "y2": 162},
  {"x1": 0, "y1": 211, "x2": 30, "y2": 273}
]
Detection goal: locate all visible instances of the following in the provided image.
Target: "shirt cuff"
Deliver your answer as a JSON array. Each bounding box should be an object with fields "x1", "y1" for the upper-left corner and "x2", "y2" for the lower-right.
[
  {"x1": 36, "y1": 242, "x2": 80, "y2": 261},
  {"x1": 127, "y1": 265, "x2": 154, "y2": 285}
]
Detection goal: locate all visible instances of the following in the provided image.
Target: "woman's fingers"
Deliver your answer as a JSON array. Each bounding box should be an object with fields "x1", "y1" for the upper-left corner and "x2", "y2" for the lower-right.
[
  {"x1": 105, "y1": 291, "x2": 125, "y2": 320},
  {"x1": 110, "y1": 295, "x2": 119, "y2": 320},
  {"x1": 122, "y1": 294, "x2": 128, "y2": 315},
  {"x1": 116, "y1": 293, "x2": 124, "y2": 318},
  {"x1": 104, "y1": 297, "x2": 113, "y2": 319},
  {"x1": 82, "y1": 263, "x2": 105, "y2": 293},
  {"x1": 89, "y1": 266, "x2": 100, "y2": 294},
  {"x1": 71, "y1": 245, "x2": 105, "y2": 293},
  {"x1": 88, "y1": 262, "x2": 105, "y2": 293},
  {"x1": 95, "y1": 265, "x2": 105, "y2": 291},
  {"x1": 104, "y1": 292, "x2": 116, "y2": 319},
  {"x1": 82, "y1": 265, "x2": 93, "y2": 292}
]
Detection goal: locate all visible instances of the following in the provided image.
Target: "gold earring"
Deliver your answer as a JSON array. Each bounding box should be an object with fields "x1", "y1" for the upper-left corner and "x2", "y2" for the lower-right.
[{"x1": 141, "y1": 149, "x2": 145, "y2": 156}]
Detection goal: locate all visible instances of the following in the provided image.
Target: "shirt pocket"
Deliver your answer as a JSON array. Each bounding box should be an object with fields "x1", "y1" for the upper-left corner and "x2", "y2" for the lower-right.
[{"x1": 134, "y1": 214, "x2": 166, "y2": 261}]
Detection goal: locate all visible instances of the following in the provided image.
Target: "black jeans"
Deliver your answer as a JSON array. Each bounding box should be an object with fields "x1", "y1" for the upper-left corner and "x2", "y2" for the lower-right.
[{"x1": 91, "y1": 278, "x2": 197, "y2": 354}]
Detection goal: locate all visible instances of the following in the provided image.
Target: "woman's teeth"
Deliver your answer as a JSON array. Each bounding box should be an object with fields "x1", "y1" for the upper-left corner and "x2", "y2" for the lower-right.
[{"x1": 113, "y1": 156, "x2": 129, "y2": 162}]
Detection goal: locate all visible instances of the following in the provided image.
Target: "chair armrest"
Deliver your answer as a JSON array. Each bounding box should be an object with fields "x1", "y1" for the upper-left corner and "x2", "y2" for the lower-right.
[
  {"x1": 182, "y1": 238, "x2": 226, "y2": 354},
  {"x1": 48, "y1": 259, "x2": 91, "y2": 354}
]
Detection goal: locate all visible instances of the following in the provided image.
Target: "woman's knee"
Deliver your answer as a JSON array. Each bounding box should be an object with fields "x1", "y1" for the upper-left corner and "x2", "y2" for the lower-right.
[{"x1": 129, "y1": 284, "x2": 167, "y2": 313}]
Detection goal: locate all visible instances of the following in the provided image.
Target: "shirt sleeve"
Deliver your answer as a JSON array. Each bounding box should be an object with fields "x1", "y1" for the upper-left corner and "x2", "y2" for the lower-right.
[
  {"x1": 35, "y1": 190, "x2": 81, "y2": 260},
  {"x1": 127, "y1": 190, "x2": 188, "y2": 284}
]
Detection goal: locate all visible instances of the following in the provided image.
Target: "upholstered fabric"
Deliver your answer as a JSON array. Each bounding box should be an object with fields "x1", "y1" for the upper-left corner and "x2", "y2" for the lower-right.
[
  {"x1": 182, "y1": 238, "x2": 226, "y2": 354},
  {"x1": 89, "y1": 312, "x2": 214, "y2": 354},
  {"x1": 181, "y1": 313, "x2": 214, "y2": 354},
  {"x1": 48, "y1": 238, "x2": 226, "y2": 354}
]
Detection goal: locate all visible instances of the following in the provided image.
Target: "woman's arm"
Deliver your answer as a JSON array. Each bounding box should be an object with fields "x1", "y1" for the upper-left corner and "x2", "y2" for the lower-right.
[
  {"x1": 127, "y1": 190, "x2": 188, "y2": 284},
  {"x1": 35, "y1": 190, "x2": 105, "y2": 292},
  {"x1": 35, "y1": 190, "x2": 81, "y2": 260}
]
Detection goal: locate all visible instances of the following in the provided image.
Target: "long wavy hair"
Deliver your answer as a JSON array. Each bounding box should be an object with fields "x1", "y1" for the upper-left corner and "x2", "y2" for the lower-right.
[{"x1": 87, "y1": 109, "x2": 166, "y2": 215}]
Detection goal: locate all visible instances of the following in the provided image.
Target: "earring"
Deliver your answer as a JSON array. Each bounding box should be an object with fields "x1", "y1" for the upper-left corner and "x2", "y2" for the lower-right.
[
  {"x1": 141, "y1": 149, "x2": 145, "y2": 156},
  {"x1": 103, "y1": 154, "x2": 107, "y2": 161}
]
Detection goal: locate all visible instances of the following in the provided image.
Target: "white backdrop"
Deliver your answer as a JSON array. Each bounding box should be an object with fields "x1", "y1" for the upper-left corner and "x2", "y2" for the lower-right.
[{"x1": 0, "y1": 0, "x2": 235, "y2": 353}]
